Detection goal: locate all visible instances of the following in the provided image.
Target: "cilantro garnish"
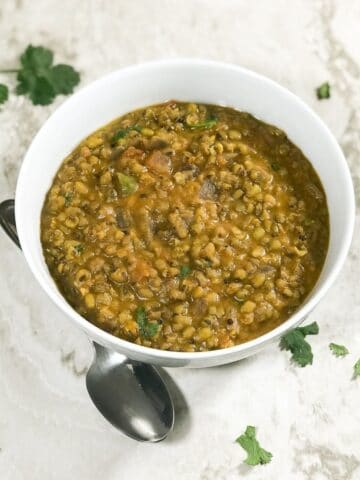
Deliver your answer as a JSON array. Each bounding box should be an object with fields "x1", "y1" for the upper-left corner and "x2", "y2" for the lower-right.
[
  {"x1": 0, "y1": 84, "x2": 9, "y2": 105},
  {"x1": 236, "y1": 426, "x2": 272, "y2": 466},
  {"x1": 73, "y1": 244, "x2": 84, "y2": 255},
  {"x1": 316, "y1": 82, "x2": 331, "y2": 100},
  {"x1": 0, "y1": 45, "x2": 80, "y2": 106},
  {"x1": 179, "y1": 265, "x2": 191, "y2": 278},
  {"x1": 353, "y1": 359, "x2": 360, "y2": 379},
  {"x1": 64, "y1": 192, "x2": 73, "y2": 206},
  {"x1": 271, "y1": 162, "x2": 280, "y2": 171},
  {"x1": 111, "y1": 125, "x2": 142, "y2": 144},
  {"x1": 135, "y1": 307, "x2": 159, "y2": 338},
  {"x1": 280, "y1": 321, "x2": 319, "y2": 367},
  {"x1": 329, "y1": 343, "x2": 349, "y2": 358},
  {"x1": 186, "y1": 118, "x2": 217, "y2": 130}
]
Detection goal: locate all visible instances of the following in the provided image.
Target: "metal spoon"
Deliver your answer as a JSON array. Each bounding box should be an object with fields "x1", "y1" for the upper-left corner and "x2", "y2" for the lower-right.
[
  {"x1": 0, "y1": 199, "x2": 174, "y2": 442},
  {"x1": 87, "y1": 343, "x2": 174, "y2": 441}
]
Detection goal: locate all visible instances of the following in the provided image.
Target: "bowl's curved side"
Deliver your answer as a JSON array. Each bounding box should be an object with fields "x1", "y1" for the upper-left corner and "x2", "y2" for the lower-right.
[{"x1": 15, "y1": 59, "x2": 355, "y2": 367}]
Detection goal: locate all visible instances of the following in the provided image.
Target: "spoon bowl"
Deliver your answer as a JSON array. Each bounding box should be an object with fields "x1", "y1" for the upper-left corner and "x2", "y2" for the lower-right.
[{"x1": 86, "y1": 343, "x2": 174, "y2": 442}]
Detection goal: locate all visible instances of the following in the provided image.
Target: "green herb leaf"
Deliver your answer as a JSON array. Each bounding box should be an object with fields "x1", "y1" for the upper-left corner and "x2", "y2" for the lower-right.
[
  {"x1": 179, "y1": 265, "x2": 191, "y2": 278},
  {"x1": 17, "y1": 72, "x2": 55, "y2": 105},
  {"x1": 297, "y1": 322, "x2": 319, "y2": 336},
  {"x1": 0, "y1": 84, "x2": 9, "y2": 105},
  {"x1": 329, "y1": 342, "x2": 349, "y2": 357},
  {"x1": 115, "y1": 172, "x2": 138, "y2": 196},
  {"x1": 111, "y1": 125, "x2": 141, "y2": 144},
  {"x1": 271, "y1": 162, "x2": 280, "y2": 171},
  {"x1": 74, "y1": 244, "x2": 84, "y2": 255},
  {"x1": 236, "y1": 426, "x2": 272, "y2": 466},
  {"x1": 14, "y1": 44, "x2": 80, "y2": 105},
  {"x1": 64, "y1": 192, "x2": 73, "y2": 206},
  {"x1": 353, "y1": 359, "x2": 360, "y2": 379},
  {"x1": 135, "y1": 306, "x2": 159, "y2": 338},
  {"x1": 186, "y1": 118, "x2": 217, "y2": 130},
  {"x1": 20, "y1": 45, "x2": 53, "y2": 70},
  {"x1": 280, "y1": 321, "x2": 319, "y2": 367},
  {"x1": 49, "y1": 64, "x2": 80, "y2": 95},
  {"x1": 316, "y1": 82, "x2": 331, "y2": 100}
]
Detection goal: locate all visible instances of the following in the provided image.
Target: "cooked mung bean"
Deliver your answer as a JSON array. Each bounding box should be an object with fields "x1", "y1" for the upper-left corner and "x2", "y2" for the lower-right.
[{"x1": 41, "y1": 101, "x2": 329, "y2": 352}]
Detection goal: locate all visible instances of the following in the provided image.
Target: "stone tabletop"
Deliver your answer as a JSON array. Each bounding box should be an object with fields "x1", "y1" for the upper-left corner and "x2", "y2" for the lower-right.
[{"x1": 0, "y1": 1, "x2": 359, "y2": 479}]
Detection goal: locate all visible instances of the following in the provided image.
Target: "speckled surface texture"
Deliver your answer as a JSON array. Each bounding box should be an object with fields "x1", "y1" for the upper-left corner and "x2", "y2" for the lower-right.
[{"x1": 0, "y1": 1, "x2": 359, "y2": 479}]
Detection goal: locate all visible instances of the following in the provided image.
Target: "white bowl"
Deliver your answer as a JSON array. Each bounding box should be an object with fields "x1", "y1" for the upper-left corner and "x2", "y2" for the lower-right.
[{"x1": 15, "y1": 59, "x2": 355, "y2": 367}]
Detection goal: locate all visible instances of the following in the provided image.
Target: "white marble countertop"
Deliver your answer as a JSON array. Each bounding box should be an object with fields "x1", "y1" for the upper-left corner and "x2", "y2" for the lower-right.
[{"x1": 0, "y1": 1, "x2": 359, "y2": 479}]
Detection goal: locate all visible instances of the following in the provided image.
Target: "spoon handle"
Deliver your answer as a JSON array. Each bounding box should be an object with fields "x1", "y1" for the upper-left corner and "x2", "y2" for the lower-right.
[{"x1": 0, "y1": 199, "x2": 21, "y2": 248}]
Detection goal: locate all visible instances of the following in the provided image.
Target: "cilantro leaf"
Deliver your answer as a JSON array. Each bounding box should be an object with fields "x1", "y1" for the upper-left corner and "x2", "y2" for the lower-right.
[
  {"x1": 111, "y1": 125, "x2": 141, "y2": 144},
  {"x1": 316, "y1": 82, "x2": 331, "y2": 100},
  {"x1": 179, "y1": 265, "x2": 191, "y2": 278},
  {"x1": 73, "y1": 244, "x2": 84, "y2": 255},
  {"x1": 135, "y1": 307, "x2": 159, "y2": 338},
  {"x1": 0, "y1": 84, "x2": 9, "y2": 105},
  {"x1": 13, "y1": 44, "x2": 80, "y2": 105},
  {"x1": 50, "y1": 64, "x2": 80, "y2": 94},
  {"x1": 297, "y1": 322, "x2": 319, "y2": 336},
  {"x1": 236, "y1": 426, "x2": 272, "y2": 466},
  {"x1": 20, "y1": 45, "x2": 53, "y2": 70},
  {"x1": 329, "y1": 342, "x2": 349, "y2": 357},
  {"x1": 271, "y1": 162, "x2": 280, "y2": 171},
  {"x1": 24, "y1": 75, "x2": 55, "y2": 105},
  {"x1": 280, "y1": 321, "x2": 319, "y2": 367},
  {"x1": 353, "y1": 359, "x2": 360, "y2": 379},
  {"x1": 186, "y1": 118, "x2": 217, "y2": 130},
  {"x1": 64, "y1": 192, "x2": 73, "y2": 206}
]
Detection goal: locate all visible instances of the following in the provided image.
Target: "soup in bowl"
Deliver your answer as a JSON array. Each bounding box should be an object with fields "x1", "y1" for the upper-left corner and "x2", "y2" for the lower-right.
[
  {"x1": 14, "y1": 60, "x2": 354, "y2": 367},
  {"x1": 40, "y1": 101, "x2": 329, "y2": 353}
]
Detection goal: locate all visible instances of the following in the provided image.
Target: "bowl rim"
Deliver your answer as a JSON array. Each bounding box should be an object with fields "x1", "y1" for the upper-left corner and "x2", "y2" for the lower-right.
[{"x1": 15, "y1": 58, "x2": 355, "y2": 362}]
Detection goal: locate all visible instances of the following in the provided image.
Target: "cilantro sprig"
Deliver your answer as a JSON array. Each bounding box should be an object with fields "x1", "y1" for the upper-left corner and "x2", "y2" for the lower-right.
[
  {"x1": 0, "y1": 45, "x2": 80, "y2": 106},
  {"x1": 280, "y1": 321, "x2": 319, "y2": 367},
  {"x1": 135, "y1": 307, "x2": 159, "y2": 338},
  {"x1": 236, "y1": 426, "x2": 272, "y2": 466}
]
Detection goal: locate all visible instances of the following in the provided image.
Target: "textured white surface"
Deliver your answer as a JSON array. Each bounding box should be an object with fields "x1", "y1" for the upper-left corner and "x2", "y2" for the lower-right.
[{"x1": 0, "y1": 1, "x2": 359, "y2": 479}]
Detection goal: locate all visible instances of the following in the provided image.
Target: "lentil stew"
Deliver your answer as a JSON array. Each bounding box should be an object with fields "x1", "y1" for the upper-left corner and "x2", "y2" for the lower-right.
[{"x1": 40, "y1": 101, "x2": 329, "y2": 352}]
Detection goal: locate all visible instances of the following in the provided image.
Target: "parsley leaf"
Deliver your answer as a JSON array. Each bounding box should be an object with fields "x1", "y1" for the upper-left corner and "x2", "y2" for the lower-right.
[
  {"x1": 135, "y1": 307, "x2": 159, "y2": 338},
  {"x1": 14, "y1": 45, "x2": 80, "y2": 105},
  {"x1": 236, "y1": 426, "x2": 272, "y2": 466},
  {"x1": 179, "y1": 265, "x2": 191, "y2": 278},
  {"x1": 353, "y1": 359, "x2": 360, "y2": 379},
  {"x1": 280, "y1": 321, "x2": 319, "y2": 367},
  {"x1": 186, "y1": 118, "x2": 217, "y2": 130},
  {"x1": 271, "y1": 162, "x2": 280, "y2": 171},
  {"x1": 0, "y1": 84, "x2": 9, "y2": 105},
  {"x1": 329, "y1": 343, "x2": 349, "y2": 357},
  {"x1": 316, "y1": 82, "x2": 331, "y2": 100}
]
